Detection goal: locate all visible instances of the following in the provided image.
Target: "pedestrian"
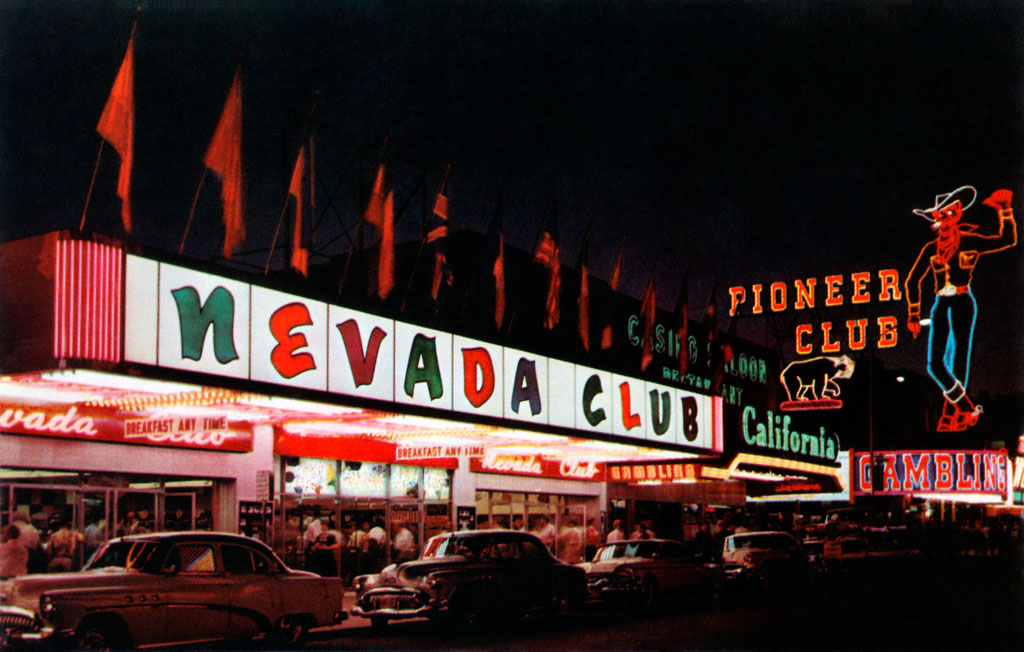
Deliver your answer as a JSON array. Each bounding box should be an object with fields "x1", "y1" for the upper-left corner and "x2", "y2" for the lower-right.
[
  {"x1": 46, "y1": 517, "x2": 83, "y2": 572},
  {"x1": 308, "y1": 532, "x2": 340, "y2": 577},
  {"x1": 0, "y1": 525, "x2": 29, "y2": 579},
  {"x1": 630, "y1": 523, "x2": 648, "y2": 540},
  {"x1": 584, "y1": 518, "x2": 601, "y2": 560},
  {"x1": 391, "y1": 522, "x2": 417, "y2": 562},
  {"x1": 532, "y1": 515, "x2": 556, "y2": 550},
  {"x1": 606, "y1": 519, "x2": 625, "y2": 543}
]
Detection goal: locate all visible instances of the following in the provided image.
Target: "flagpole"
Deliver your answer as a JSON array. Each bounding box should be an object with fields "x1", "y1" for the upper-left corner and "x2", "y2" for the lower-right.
[
  {"x1": 400, "y1": 163, "x2": 450, "y2": 312},
  {"x1": 265, "y1": 200, "x2": 290, "y2": 276},
  {"x1": 178, "y1": 169, "x2": 207, "y2": 255},
  {"x1": 79, "y1": 141, "x2": 106, "y2": 230}
]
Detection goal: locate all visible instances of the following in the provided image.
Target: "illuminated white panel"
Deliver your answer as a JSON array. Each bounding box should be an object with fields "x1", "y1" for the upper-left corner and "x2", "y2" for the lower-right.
[
  {"x1": 574, "y1": 366, "x2": 612, "y2": 435},
  {"x1": 327, "y1": 306, "x2": 394, "y2": 402},
  {"x1": 250, "y1": 287, "x2": 328, "y2": 390},
  {"x1": 393, "y1": 321, "x2": 452, "y2": 411},
  {"x1": 610, "y1": 374, "x2": 646, "y2": 441},
  {"x1": 547, "y1": 359, "x2": 575, "y2": 429},
  {"x1": 502, "y1": 347, "x2": 549, "y2": 425},
  {"x1": 156, "y1": 262, "x2": 250, "y2": 379},
  {"x1": 644, "y1": 381, "x2": 677, "y2": 447},
  {"x1": 451, "y1": 336, "x2": 503, "y2": 418},
  {"x1": 674, "y1": 388, "x2": 713, "y2": 451},
  {"x1": 124, "y1": 255, "x2": 158, "y2": 365}
]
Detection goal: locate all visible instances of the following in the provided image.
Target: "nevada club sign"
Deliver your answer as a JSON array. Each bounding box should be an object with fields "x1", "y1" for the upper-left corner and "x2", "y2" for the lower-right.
[{"x1": 124, "y1": 256, "x2": 723, "y2": 453}]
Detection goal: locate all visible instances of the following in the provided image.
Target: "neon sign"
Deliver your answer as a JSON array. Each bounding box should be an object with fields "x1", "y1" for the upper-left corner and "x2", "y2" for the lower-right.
[
  {"x1": 741, "y1": 405, "x2": 839, "y2": 462},
  {"x1": 0, "y1": 405, "x2": 97, "y2": 436},
  {"x1": 728, "y1": 269, "x2": 902, "y2": 356},
  {"x1": 904, "y1": 187, "x2": 1016, "y2": 432},
  {"x1": 470, "y1": 454, "x2": 605, "y2": 481},
  {"x1": 779, "y1": 355, "x2": 855, "y2": 411},
  {"x1": 852, "y1": 450, "x2": 1008, "y2": 497},
  {"x1": 124, "y1": 256, "x2": 723, "y2": 454}
]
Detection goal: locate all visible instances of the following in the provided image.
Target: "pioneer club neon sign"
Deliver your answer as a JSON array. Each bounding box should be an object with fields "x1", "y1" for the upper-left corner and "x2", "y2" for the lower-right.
[
  {"x1": 729, "y1": 270, "x2": 902, "y2": 356},
  {"x1": 124, "y1": 256, "x2": 723, "y2": 454}
]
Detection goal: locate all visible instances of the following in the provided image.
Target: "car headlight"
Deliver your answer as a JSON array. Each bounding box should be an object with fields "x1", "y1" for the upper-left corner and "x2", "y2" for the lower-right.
[{"x1": 40, "y1": 595, "x2": 55, "y2": 618}]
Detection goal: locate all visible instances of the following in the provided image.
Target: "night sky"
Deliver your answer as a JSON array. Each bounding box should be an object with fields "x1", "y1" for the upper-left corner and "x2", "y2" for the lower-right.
[{"x1": 1, "y1": 0, "x2": 1021, "y2": 394}]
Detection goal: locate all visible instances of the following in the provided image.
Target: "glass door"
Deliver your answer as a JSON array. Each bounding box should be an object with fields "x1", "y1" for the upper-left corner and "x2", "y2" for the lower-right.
[{"x1": 79, "y1": 488, "x2": 111, "y2": 566}]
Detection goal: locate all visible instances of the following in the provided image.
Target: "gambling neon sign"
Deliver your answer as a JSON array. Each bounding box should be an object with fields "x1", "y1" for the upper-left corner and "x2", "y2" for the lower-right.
[{"x1": 853, "y1": 450, "x2": 1008, "y2": 498}]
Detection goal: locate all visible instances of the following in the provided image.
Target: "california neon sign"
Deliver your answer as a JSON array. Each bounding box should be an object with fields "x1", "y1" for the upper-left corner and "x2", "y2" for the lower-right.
[{"x1": 124, "y1": 256, "x2": 723, "y2": 454}]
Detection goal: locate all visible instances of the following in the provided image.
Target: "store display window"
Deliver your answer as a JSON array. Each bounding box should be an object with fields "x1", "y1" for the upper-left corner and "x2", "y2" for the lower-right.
[
  {"x1": 339, "y1": 462, "x2": 387, "y2": 498},
  {"x1": 389, "y1": 465, "x2": 420, "y2": 499},
  {"x1": 283, "y1": 457, "x2": 338, "y2": 496},
  {"x1": 423, "y1": 468, "x2": 451, "y2": 501}
]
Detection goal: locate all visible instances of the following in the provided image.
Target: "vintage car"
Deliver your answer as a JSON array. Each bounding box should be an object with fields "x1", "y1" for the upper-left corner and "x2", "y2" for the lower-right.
[
  {"x1": 352, "y1": 530, "x2": 586, "y2": 627},
  {"x1": 576, "y1": 539, "x2": 722, "y2": 606},
  {"x1": 0, "y1": 531, "x2": 345, "y2": 650},
  {"x1": 721, "y1": 531, "x2": 806, "y2": 589}
]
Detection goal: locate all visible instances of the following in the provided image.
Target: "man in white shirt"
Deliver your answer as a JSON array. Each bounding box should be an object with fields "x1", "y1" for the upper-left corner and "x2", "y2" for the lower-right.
[
  {"x1": 606, "y1": 519, "x2": 625, "y2": 543},
  {"x1": 391, "y1": 522, "x2": 417, "y2": 562}
]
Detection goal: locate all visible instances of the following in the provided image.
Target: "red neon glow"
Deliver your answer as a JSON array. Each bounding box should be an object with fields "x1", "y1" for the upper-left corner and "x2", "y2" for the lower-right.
[{"x1": 53, "y1": 238, "x2": 123, "y2": 363}]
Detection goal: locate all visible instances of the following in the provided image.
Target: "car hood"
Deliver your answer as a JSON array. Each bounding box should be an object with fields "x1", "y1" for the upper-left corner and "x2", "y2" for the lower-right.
[
  {"x1": 1, "y1": 569, "x2": 153, "y2": 611},
  {"x1": 396, "y1": 556, "x2": 483, "y2": 579},
  {"x1": 578, "y1": 558, "x2": 646, "y2": 574}
]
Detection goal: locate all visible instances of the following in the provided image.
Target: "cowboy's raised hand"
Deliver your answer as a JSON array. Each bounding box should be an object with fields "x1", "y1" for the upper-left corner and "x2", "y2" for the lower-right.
[
  {"x1": 907, "y1": 318, "x2": 921, "y2": 339},
  {"x1": 983, "y1": 189, "x2": 1012, "y2": 211}
]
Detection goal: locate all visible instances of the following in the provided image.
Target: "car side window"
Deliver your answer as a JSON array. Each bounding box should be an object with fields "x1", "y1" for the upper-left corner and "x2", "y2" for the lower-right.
[
  {"x1": 221, "y1": 544, "x2": 255, "y2": 573},
  {"x1": 168, "y1": 544, "x2": 218, "y2": 573},
  {"x1": 520, "y1": 539, "x2": 548, "y2": 560}
]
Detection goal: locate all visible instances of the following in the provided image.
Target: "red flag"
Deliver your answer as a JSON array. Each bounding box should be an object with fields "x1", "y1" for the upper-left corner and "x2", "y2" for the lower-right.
[
  {"x1": 673, "y1": 273, "x2": 689, "y2": 374},
  {"x1": 289, "y1": 147, "x2": 308, "y2": 276},
  {"x1": 204, "y1": 73, "x2": 245, "y2": 259},
  {"x1": 640, "y1": 272, "x2": 657, "y2": 371},
  {"x1": 432, "y1": 192, "x2": 449, "y2": 222},
  {"x1": 534, "y1": 231, "x2": 561, "y2": 329},
  {"x1": 494, "y1": 235, "x2": 505, "y2": 329},
  {"x1": 427, "y1": 192, "x2": 451, "y2": 302},
  {"x1": 363, "y1": 164, "x2": 386, "y2": 229},
  {"x1": 577, "y1": 236, "x2": 591, "y2": 351},
  {"x1": 600, "y1": 240, "x2": 625, "y2": 350},
  {"x1": 96, "y1": 36, "x2": 134, "y2": 233},
  {"x1": 378, "y1": 190, "x2": 395, "y2": 300},
  {"x1": 487, "y1": 198, "x2": 505, "y2": 330}
]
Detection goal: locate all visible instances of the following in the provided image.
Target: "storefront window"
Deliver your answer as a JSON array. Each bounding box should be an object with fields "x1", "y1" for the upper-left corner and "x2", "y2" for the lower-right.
[
  {"x1": 423, "y1": 468, "x2": 451, "y2": 501},
  {"x1": 339, "y1": 462, "x2": 387, "y2": 498},
  {"x1": 283, "y1": 457, "x2": 338, "y2": 496},
  {"x1": 389, "y1": 465, "x2": 420, "y2": 499}
]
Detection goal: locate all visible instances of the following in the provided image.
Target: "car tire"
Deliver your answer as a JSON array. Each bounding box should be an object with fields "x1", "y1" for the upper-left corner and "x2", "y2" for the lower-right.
[
  {"x1": 639, "y1": 575, "x2": 659, "y2": 607},
  {"x1": 75, "y1": 625, "x2": 118, "y2": 651},
  {"x1": 546, "y1": 586, "x2": 572, "y2": 617},
  {"x1": 272, "y1": 615, "x2": 308, "y2": 650}
]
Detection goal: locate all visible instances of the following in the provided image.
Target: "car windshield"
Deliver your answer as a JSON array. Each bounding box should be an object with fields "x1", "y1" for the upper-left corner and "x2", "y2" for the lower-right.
[
  {"x1": 85, "y1": 540, "x2": 161, "y2": 571},
  {"x1": 593, "y1": 541, "x2": 657, "y2": 561},
  {"x1": 421, "y1": 535, "x2": 495, "y2": 559},
  {"x1": 731, "y1": 535, "x2": 776, "y2": 550}
]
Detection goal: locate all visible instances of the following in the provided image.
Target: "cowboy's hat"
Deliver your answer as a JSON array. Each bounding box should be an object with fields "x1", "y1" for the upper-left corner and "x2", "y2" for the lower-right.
[{"x1": 912, "y1": 185, "x2": 976, "y2": 220}]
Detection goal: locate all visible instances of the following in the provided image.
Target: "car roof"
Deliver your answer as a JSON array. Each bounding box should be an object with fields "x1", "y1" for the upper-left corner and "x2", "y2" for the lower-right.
[
  {"x1": 727, "y1": 531, "x2": 792, "y2": 538},
  {"x1": 109, "y1": 531, "x2": 269, "y2": 546},
  {"x1": 600, "y1": 538, "x2": 681, "y2": 545}
]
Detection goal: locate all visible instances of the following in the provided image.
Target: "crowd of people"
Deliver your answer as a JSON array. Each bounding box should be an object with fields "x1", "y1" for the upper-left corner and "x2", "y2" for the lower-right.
[{"x1": 0, "y1": 511, "x2": 85, "y2": 578}]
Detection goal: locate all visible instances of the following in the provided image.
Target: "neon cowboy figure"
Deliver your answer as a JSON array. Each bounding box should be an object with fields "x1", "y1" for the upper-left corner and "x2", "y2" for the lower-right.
[{"x1": 905, "y1": 186, "x2": 1016, "y2": 432}]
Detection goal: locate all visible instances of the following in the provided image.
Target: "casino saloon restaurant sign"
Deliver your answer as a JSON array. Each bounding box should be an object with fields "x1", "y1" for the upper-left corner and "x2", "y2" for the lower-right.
[{"x1": 123, "y1": 256, "x2": 723, "y2": 454}]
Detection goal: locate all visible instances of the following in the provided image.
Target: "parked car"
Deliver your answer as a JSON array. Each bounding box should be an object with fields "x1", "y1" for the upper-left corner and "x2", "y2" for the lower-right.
[
  {"x1": 352, "y1": 530, "x2": 586, "y2": 627},
  {"x1": 721, "y1": 531, "x2": 806, "y2": 589},
  {"x1": 577, "y1": 539, "x2": 722, "y2": 607},
  {"x1": 0, "y1": 531, "x2": 346, "y2": 650}
]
